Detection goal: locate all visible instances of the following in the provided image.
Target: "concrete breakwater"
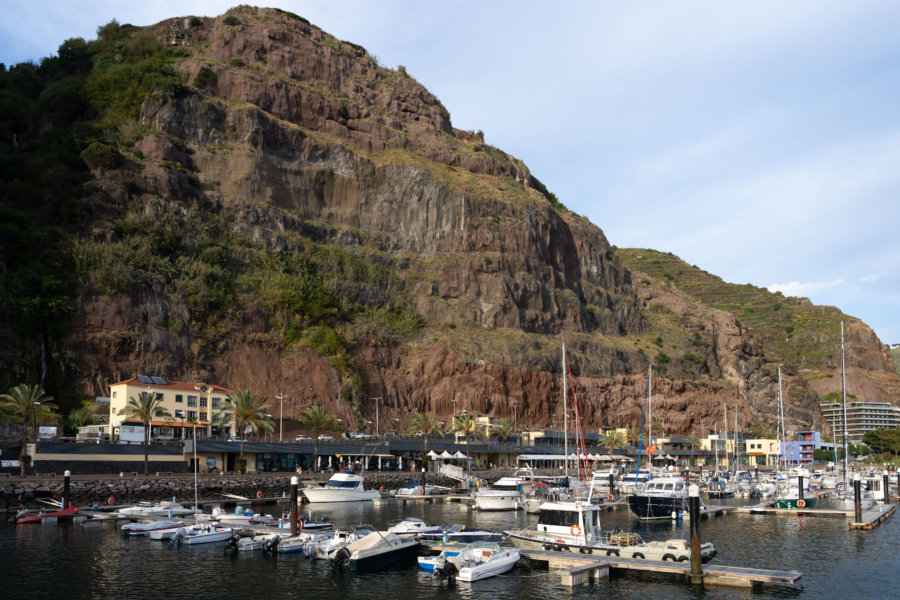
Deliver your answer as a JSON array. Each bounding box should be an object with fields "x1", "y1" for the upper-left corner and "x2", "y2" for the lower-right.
[{"x1": 0, "y1": 472, "x2": 465, "y2": 512}]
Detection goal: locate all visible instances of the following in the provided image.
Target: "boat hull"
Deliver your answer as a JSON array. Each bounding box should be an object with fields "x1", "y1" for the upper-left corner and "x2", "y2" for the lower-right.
[
  {"x1": 473, "y1": 492, "x2": 519, "y2": 511},
  {"x1": 774, "y1": 497, "x2": 817, "y2": 509},
  {"x1": 505, "y1": 530, "x2": 716, "y2": 563},
  {"x1": 346, "y1": 543, "x2": 419, "y2": 571},
  {"x1": 302, "y1": 488, "x2": 380, "y2": 503},
  {"x1": 456, "y1": 550, "x2": 519, "y2": 582},
  {"x1": 627, "y1": 494, "x2": 687, "y2": 520}
]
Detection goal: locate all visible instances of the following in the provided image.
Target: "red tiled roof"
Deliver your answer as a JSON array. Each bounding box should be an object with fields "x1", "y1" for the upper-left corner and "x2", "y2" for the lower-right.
[{"x1": 111, "y1": 377, "x2": 233, "y2": 395}]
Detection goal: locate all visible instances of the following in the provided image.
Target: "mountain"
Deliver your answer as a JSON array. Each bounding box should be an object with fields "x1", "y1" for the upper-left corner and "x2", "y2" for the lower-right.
[{"x1": 1, "y1": 6, "x2": 896, "y2": 438}]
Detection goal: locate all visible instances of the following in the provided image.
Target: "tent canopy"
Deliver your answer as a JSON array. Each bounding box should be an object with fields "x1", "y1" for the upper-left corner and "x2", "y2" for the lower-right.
[
  {"x1": 453, "y1": 451, "x2": 467, "y2": 459},
  {"x1": 440, "y1": 450, "x2": 454, "y2": 459},
  {"x1": 427, "y1": 450, "x2": 440, "y2": 459}
]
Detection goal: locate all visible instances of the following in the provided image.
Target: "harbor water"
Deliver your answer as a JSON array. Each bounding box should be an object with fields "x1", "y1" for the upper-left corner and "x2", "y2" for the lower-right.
[{"x1": 2, "y1": 497, "x2": 900, "y2": 599}]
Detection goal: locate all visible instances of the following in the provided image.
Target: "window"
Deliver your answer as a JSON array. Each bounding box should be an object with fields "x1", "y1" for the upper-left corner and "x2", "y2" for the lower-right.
[
  {"x1": 200, "y1": 398, "x2": 207, "y2": 407},
  {"x1": 176, "y1": 394, "x2": 183, "y2": 403},
  {"x1": 212, "y1": 397, "x2": 221, "y2": 408},
  {"x1": 211, "y1": 413, "x2": 219, "y2": 422},
  {"x1": 187, "y1": 411, "x2": 197, "y2": 420},
  {"x1": 112, "y1": 391, "x2": 117, "y2": 398},
  {"x1": 200, "y1": 412, "x2": 207, "y2": 421},
  {"x1": 187, "y1": 396, "x2": 198, "y2": 407}
]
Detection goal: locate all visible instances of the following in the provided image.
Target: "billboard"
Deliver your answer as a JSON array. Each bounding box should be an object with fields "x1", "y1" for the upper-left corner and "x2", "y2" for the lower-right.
[
  {"x1": 38, "y1": 426, "x2": 57, "y2": 441},
  {"x1": 120, "y1": 425, "x2": 146, "y2": 443}
]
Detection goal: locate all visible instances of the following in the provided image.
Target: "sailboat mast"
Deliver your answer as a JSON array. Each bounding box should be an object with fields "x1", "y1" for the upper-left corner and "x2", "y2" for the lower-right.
[
  {"x1": 648, "y1": 365, "x2": 652, "y2": 469},
  {"x1": 734, "y1": 402, "x2": 739, "y2": 472},
  {"x1": 777, "y1": 365, "x2": 785, "y2": 471},
  {"x1": 841, "y1": 321, "x2": 848, "y2": 488},
  {"x1": 724, "y1": 401, "x2": 728, "y2": 472},
  {"x1": 562, "y1": 342, "x2": 568, "y2": 479}
]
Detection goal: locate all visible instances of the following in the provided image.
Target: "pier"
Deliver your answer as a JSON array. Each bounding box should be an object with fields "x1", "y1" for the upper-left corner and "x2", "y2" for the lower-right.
[{"x1": 731, "y1": 501, "x2": 896, "y2": 529}]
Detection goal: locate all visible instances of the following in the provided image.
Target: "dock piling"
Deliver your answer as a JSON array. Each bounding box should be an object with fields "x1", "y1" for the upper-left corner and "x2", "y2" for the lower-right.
[
  {"x1": 689, "y1": 483, "x2": 703, "y2": 584},
  {"x1": 854, "y1": 474, "x2": 862, "y2": 523},
  {"x1": 798, "y1": 475, "x2": 804, "y2": 504},
  {"x1": 883, "y1": 471, "x2": 890, "y2": 504},
  {"x1": 290, "y1": 476, "x2": 298, "y2": 535},
  {"x1": 63, "y1": 470, "x2": 71, "y2": 510}
]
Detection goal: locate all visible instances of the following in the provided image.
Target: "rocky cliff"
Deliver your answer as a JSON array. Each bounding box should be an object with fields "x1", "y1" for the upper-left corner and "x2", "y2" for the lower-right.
[{"x1": 2, "y1": 6, "x2": 897, "y2": 441}]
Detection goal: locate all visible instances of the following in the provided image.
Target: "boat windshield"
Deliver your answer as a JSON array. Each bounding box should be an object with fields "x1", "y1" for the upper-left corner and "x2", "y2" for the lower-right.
[
  {"x1": 538, "y1": 509, "x2": 580, "y2": 527},
  {"x1": 326, "y1": 480, "x2": 361, "y2": 489}
]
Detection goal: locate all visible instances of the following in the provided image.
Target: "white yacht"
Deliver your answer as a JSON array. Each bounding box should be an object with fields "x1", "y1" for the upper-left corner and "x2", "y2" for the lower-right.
[{"x1": 302, "y1": 471, "x2": 381, "y2": 503}]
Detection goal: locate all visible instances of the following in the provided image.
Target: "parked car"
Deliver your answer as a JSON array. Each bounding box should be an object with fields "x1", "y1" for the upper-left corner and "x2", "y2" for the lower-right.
[
  {"x1": 383, "y1": 430, "x2": 397, "y2": 437},
  {"x1": 355, "y1": 432, "x2": 373, "y2": 439},
  {"x1": 318, "y1": 434, "x2": 334, "y2": 440},
  {"x1": 295, "y1": 434, "x2": 313, "y2": 441}
]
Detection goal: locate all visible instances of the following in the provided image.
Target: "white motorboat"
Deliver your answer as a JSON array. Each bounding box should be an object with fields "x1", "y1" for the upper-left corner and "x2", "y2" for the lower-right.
[
  {"x1": 118, "y1": 500, "x2": 195, "y2": 518},
  {"x1": 387, "y1": 517, "x2": 442, "y2": 537},
  {"x1": 473, "y1": 489, "x2": 520, "y2": 511},
  {"x1": 224, "y1": 531, "x2": 291, "y2": 552},
  {"x1": 148, "y1": 524, "x2": 188, "y2": 540},
  {"x1": 121, "y1": 519, "x2": 185, "y2": 536},
  {"x1": 206, "y1": 505, "x2": 255, "y2": 524},
  {"x1": 303, "y1": 528, "x2": 371, "y2": 560},
  {"x1": 433, "y1": 542, "x2": 520, "y2": 582},
  {"x1": 328, "y1": 531, "x2": 419, "y2": 571},
  {"x1": 627, "y1": 476, "x2": 692, "y2": 519},
  {"x1": 396, "y1": 481, "x2": 434, "y2": 496},
  {"x1": 418, "y1": 549, "x2": 461, "y2": 571},
  {"x1": 170, "y1": 524, "x2": 236, "y2": 545},
  {"x1": 302, "y1": 471, "x2": 381, "y2": 503}
]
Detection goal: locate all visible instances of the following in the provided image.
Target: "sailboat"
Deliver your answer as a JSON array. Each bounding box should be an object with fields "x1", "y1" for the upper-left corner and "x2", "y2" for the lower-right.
[{"x1": 773, "y1": 365, "x2": 817, "y2": 509}]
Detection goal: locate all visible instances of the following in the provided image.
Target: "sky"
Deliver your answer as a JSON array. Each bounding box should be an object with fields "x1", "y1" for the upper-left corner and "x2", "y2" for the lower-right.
[{"x1": 2, "y1": 1, "x2": 898, "y2": 345}]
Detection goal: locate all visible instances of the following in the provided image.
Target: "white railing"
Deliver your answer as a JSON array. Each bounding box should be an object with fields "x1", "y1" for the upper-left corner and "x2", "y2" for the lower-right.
[{"x1": 439, "y1": 463, "x2": 487, "y2": 486}]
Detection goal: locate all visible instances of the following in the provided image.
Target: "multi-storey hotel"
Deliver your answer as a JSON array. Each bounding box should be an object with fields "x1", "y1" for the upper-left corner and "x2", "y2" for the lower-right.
[
  {"x1": 820, "y1": 399, "x2": 900, "y2": 443},
  {"x1": 109, "y1": 375, "x2": 234, "y2": 441}
]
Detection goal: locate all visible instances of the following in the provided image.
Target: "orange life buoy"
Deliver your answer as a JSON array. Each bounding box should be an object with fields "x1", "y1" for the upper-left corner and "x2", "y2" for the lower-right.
[
  {"x1": 298, "y1": 520, "x2": 303, "y2": 531},
  {"x1": 256, "y1": 490, "x2": 263, "y2": 499},
  {"x1": 797, "y1": 499, "x2": 806, "y2": 508},
  {"x1": 570, "y1": 524, "x2": 582, "y2": 536},
  {"x1": 608, "y1": 493, "x2": 615, "y2": 502},
  {"x1": 379, "y1": 486, "x2": 385, "y2": 493},
  {"x1": 107, "y1": 496, "x2": 115, "y2": 505}
]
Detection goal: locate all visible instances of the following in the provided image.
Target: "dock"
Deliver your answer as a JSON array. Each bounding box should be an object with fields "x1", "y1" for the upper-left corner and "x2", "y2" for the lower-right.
[
  {"x1": 731, "y1": 502, "x2": 896, "y2": 529},
  {"x1": 418, "y1": 542, "x2": 801, "y2": 588},
  {"x1": 849, "y1": 504, "x2": 895, "y2": 529}
]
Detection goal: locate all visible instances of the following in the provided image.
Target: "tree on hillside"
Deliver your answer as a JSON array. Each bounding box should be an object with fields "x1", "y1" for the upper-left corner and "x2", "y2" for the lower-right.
[
  {"x1": 685, "y1": 433, "x2": 701, "y2": 464},
  {"x1": 217, "y1": 390, "x2": 274, "y2": 465},
  {"x1": 0, "y1": 384, "x2": 58, "y2": 475},
  {"x1": 118, "y1": 390, "x2": 171, "y2": 475},
  {"x1": 863, "y1": 428, "x2": 900, "y2": 455},
  {"x1": 601, "y1": 431, "x2": 626, "y2": 453},
  {"x1": 626, "y1": 427, "x2": 642, "y2": 449},
  {"x1": 298, "y1": 405, "x2": 337, "y2": 471},
  {"x1": 407, "y1": 412, "x2": 443, "y2": 454},
  {"x1": 453, "y1": 413, "x2": 478, "y2": 470}
]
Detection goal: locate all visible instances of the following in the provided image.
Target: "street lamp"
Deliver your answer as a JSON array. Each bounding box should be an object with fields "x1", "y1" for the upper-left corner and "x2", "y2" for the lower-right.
[
  {"x1": 276, "y1": 393, "x2": 287, "y2": 442},
  {"x1": 33, "y1": 401, "x2": 41, "y2": 443}
]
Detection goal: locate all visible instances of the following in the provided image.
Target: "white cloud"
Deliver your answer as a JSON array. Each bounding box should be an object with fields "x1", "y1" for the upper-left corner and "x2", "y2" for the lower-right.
[{"x1": 767, "y1": 279, "x2": 846, "y2": 298}]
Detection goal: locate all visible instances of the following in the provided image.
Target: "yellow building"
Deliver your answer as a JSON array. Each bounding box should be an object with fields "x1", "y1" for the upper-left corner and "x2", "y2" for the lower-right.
[{"x1": 109, "y1": 375, "x2": 234, "y2": 441}]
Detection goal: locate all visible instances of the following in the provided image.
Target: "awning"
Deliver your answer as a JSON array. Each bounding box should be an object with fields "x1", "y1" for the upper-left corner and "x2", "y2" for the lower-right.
[
  {"x1": 453, "y1": 451, "x2": 467, "y2": 459},
  {"x1": 427, "y1": 450, "x2": 440, "y2": 459},
  {"x1": 440, "y1": 450, "x2": 454, "y2": 459}
]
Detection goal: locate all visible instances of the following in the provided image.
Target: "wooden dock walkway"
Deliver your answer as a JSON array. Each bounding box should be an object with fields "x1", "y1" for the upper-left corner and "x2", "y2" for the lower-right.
[
  {"x1": 849, "y1": 504, "x2": 895, "y2": 529},
  {"x1": 732, "y1": 501, "x2": 895, "y2": 529}
]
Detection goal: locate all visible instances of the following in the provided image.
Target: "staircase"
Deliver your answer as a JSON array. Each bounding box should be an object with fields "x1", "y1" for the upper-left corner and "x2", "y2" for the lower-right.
[{"x1": 439, "y1": 463, "x2": 487, "y2": 487}]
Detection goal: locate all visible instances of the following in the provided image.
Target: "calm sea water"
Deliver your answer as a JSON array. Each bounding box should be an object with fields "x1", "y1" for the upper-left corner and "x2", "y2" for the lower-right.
[{"x1": 3, "y1": 498, "x2": 900, "y2": 599}]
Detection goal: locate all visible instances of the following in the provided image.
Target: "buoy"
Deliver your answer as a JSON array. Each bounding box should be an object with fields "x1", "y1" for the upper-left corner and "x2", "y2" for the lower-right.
[
  {"x1": 107, "y1": 496, "x2": 115, "y2": 505},
  {"x1": 419, "y1": 487, "x2": 425, "y2": 495},
  {"x1": 607, "y1": 493, "x2": 614, "y2": 502},
  {"x1": 570, "y1": 524, "x2": 582, "y2": 536},
  {"x1": 379, "y1": 486, "x2": 385, "y2": 493},
  {"x1": 797, "y1": 499, "x2": 806, "y2": 508},
  {"x1": 298, "y1": 520, "x2": 303, "y2": 531},
  {"x1": 256, "y1": 490, "x2": 263, "y2": 499}
]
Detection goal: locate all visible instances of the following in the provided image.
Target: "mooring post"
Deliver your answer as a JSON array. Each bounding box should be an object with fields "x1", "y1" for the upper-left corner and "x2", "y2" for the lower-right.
[
  {"x1": 63, "y1": 470, "x2": 71, "y2": 510},
  {"x1": 797, "y1": 475, "x2": 804, "y2": 507},
  {"x1": 290, "y1": 475, "x2": 299, "y2": 535},
  {"x1": 754, "y1": 466, "x2": 758, "y2": 482},
  {"x1": 689, "y1": 483, "x2": 703, "y2": 584},
  {"x1": 883, "y1": 470, "x2": 890, "y2": 504},
  {"x1": 609, "y1": 473, "x2": 615, "y2": 498},
  {"x1": 854, "y1": 474, "x2": 862, "y2": 523}
]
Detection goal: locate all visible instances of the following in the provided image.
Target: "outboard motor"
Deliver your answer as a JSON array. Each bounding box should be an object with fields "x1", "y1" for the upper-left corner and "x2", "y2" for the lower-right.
[
  {"x1": 225, "y1": 532, "x2": 241, "y2": 552},
  {"x1": 329, "y1": 546, "x2": 351, "y2": 571},
  {"x1": 170, "y1": 528, "x2": 186, "y2": 546},
  {"x1": 435, "y1": 560, "x2": 458, "y2": 582},
  {"x1": 263, "y1": 535, "x2": 281, "y2": 554},
  {"x1": 15, "y1": 509, "x2": 29, "y2": 523}
]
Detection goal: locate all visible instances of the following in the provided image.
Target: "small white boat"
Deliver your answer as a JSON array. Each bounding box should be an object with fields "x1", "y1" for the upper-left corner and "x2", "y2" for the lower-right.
[
  {"x1": 387, "y1": 517, "x2": 442, "y2": 537},
  {"x1": 148, "y1": 524, "x2": 188, "y2": 540},
  {"x1": 302, "y1": 471, "x2": 381, "y2": 503},
  {"x1": 328, "y1": 531, "x2": 419, "y2": 571},
  {"x1": 473, "y1": 489, "x2": 520, "y2": 511},
  {"x1": 418, "y1": 549, "x2": 460, "y2": 571},
  {"x1": 121, "y1": 520, "x2": 185, "y2": 536},
  {"x1": 303, "y1": 529, "x2": 370, "y2": 560},
  {"x1": 433, "y1": 542, "x2": 520, "y2": 582},
  {"x1": 396, "y1": 481, "x2": 434, "y2": 496},
  {"x1": 224, "y1": 531, "x2": 290, "y2": 552},
  {"x1": 206, "y1": 505, "x2": 256, "y2": 524},
  {"x1": 170, "y1": 524, "x2": 236, "y2": 545},
  {"x1": 118, "y1": 500, "x2": 195, "y2": 518}
]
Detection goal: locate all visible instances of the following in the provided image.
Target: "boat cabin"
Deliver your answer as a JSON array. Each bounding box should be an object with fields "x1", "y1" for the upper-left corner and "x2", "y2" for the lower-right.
[{"x1": 536, "y1": 501, "x2": 601, "y2": 537}]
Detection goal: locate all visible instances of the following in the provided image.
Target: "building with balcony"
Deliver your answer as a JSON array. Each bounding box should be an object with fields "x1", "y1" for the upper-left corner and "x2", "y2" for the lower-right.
[
  {"x1": 820, "y1": 400, "x2": 900, "y2": 443},
  {"x1": 109, "y1": 375, "x2": 234, "y2": 441},
  {"x1": 782, "y1": 431, "x2": 834, "y2": 465}
]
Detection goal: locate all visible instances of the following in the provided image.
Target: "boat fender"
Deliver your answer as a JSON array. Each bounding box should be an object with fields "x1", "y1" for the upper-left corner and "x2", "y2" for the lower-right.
[
  {"x1": 542, "y1": 543, "x2": 551, "y2": 551},
  {"x1": 420, "y1": 487, "x2": 425, "y2": 495},
  {"x1": 256, "y1": 490, "x2": 264, "y2": 499},
  {"x1": 380, "y1": 486, "x2": 385, "y2": 493},
  {"x1": 107, "y1": 496, "x2": 115, "y2": 505},
  {"x1": 606, "y1": 549, "x2": 619, "y2": 557},
  {"x1": 632, "y1": 552, "x2": 644, "y2": 559},
  {"x1": 298, "y1": 520, "x2": 303, "y2": 531},
  {"x1": 570, "y1": 524, "x2": 582, "y2": 536},
  {"x1": 797, "y1": 499, "x2": 806, "y2": 508},
  {"x1": 608, "y1": 493, "x2": 614, "y2": 501},
  {"x1": 662, "y1": 554, "x2": 676, "y2": 561}
]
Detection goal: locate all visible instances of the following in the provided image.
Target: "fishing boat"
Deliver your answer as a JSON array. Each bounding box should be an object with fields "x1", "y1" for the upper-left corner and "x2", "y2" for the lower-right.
[
  {"x1": 120, "y1": 519, "x2": 185, "y2": 536},
  {"x1": 387, "y1": 517, "x2": 442, "y2": 537},
  {"x1": 170, "y1": 524, "x2": 236, "y2": 545},
  {"x1": 433, "y1": 542, "x2": 520, "y2": 582},
  {"x1": 505, "y1": 498, "x2": 717, "y2": 562},
  {"x1": 302, "y1": 471, "x2": 380, "y2": 503},
  {"x1": 328, "y1": 531, "x2": 419, "y2": 571}
]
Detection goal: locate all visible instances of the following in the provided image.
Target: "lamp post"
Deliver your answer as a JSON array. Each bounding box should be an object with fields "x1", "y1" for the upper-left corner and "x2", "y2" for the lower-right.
[
  {"x1": 276, "y1": 393, "x2": 287, "y2": 442},
  {"x1": 33, "y1": 401, "x2": 41, "y2": 443},
  {"x1": 512, "y1": 402, "x2": 517, "y2": 432},
  {"x1": 371, "y1": 397, "x2": 382, "y2": 437}
]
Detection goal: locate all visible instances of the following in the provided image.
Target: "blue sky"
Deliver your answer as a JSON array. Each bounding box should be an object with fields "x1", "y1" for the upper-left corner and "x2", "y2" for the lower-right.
[{"x1": 3, "y1": 1, "x2": 898, "y2": 345}]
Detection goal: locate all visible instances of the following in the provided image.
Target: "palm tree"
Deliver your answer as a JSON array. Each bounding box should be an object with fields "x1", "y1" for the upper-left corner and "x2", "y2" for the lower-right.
[
  {"x1": 118, "y1": 390, "x2": 172, "y2": 475},
  {"x1": 0, "y1": 384, "x2": 57, "y2": 475},
  {"x1": 407, "y1": 412, "x2": 444, "y2": 454},
  {"x1": 601, "y1": 431, "x2": 626, "y2": 453},
  {"x1": 685, "y1": 433, "x2": 701, "y2": 465},
  {"x1": 490, "y1": 417, "x2": 516, "y2": 443},
  {"x1": 298, "y1": 405, "x2": 337, "y2": 471},
  {"x1": 218, "y1": 390, "x2": 274, "y2": 465},
  {"x1": 453, "y1": 413, "x2": 477, "y2": 470},
  {"x1": 626, "y1": 427, "x2": 642, "y2": 449}
]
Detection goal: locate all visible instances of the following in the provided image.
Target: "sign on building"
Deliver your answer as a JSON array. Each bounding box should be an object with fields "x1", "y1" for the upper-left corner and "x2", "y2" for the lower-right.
[{"x1": 120, "y1": 425, "x2": 146, "y2": 443}]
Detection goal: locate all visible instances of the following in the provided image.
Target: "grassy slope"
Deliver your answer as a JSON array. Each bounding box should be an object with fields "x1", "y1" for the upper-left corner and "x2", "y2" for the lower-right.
[{"x1": 617, "y1": 248, "x2": 846, "y2": 374}]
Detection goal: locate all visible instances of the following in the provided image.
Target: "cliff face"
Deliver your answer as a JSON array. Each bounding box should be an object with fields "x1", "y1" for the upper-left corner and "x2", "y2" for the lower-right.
[{"x1": 42, "y1": 7, "x2": 900, "y2": 438}]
